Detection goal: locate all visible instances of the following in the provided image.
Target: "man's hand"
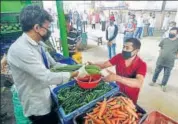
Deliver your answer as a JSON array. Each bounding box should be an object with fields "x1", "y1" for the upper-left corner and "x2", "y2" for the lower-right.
[
  {"x1": 70, "y1": 71, "x2": 79, "y2": 78},
  {"x1": 1, "y1": 54, "x2": 7, "y2": 72},
  {"x1": 103, "y1": 69, "x2": 117, "y2": 82}
]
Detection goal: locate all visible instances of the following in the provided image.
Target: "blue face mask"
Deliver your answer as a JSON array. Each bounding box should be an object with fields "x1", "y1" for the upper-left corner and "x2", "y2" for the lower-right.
[{"x1": 169, "y1": 33, "x2": 176, "y2": 39}]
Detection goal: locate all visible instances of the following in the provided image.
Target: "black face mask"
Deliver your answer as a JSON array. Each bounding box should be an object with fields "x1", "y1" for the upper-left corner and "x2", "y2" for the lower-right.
[
  {"x1": 122, "y1": 50, "x2": 135, "y2": 60},
  {"x1": 39, "y1": 27, "x2": 51, "y2": 42},
  {"x1": 169, "y1": 33, "x2": 176, "y2": 39}
]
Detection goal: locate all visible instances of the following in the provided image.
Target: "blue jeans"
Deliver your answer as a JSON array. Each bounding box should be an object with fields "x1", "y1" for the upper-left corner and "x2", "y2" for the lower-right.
[
  {"x1": 148, "y1": 27, "x2": 154, "y2": 36},
  {"x1": 108, "y1": 43, "x2": 116, "y2": 59},
  {"x1": 134, "y1": 27, "x2": 143, "y2": 39},
  {"x1": 152, "y1": 65, "x2": 172, "y2": 86}
]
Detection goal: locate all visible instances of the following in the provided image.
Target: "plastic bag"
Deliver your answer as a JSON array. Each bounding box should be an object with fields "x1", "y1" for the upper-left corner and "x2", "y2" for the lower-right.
[
  {"x1": 77, "y1": 65, "x2": 88, "y2": 78},
  {"x1": 11, "y1": 85, "x2": 31, "y2": 124}
]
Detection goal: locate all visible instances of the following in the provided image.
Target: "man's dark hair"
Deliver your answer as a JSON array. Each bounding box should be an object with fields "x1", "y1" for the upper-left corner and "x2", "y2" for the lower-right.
[
  {"x1": 125, "y1": 38, "x2": 141, "y2": 49},
  {"x1": 20, "y1": 5, "x2": 53, "y2": 32},
  {"x1": 170, "y1": 27, "x2": 178, "y2": 33}
]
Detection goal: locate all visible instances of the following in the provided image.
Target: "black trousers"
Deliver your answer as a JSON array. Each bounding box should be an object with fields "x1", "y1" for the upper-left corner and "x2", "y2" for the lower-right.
[
  {"x1": 28, "y1": 110, "x2": 59, "y2": 124},
  {"x1": 101, "y1": 21, "x2": 106, "y2": 31},
  {"x1": 92, "y1": 24, "x2": 95, "y2": 29}
]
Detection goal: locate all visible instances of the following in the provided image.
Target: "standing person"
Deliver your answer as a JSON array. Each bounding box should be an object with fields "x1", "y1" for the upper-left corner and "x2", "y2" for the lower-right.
[
  {"x1": 162, "y1": 13, "x2": 171, "y2": 31},
  {"x1": 89, "y1": 38, "x2": 147, "y2": 103},
  {"x1": 68, "y1": 10, "x2": 73, "y2": 24},
  {"x1": 162, "y1": 21, "x2": 176, "y2": 39},
  {"x1": 123, "y1": 14, "x2": 136, "y2": 42},
  {"x1": 76, "y1": 13, "x2": 82, "y2": 31},
  {"x1": 110, "y1": 12, "x2": 115, "y2": 22},
  {"x1": 100, "y1": 11, "x2": 106, "y2": 31},
  {"x1": 91, "y1": 12, "x2": 96, "y2": 29},
  {"x1": 82, "y1": 10, "x2": 88, "y2": 32},
  {"x1": 134, "y1": 14, "x2": 144, "y2": 39},
  {"x1": 7, "y1": 5, "x2": 78, "y2": 124},
  {"x1": 148, "y1": 16, "x2": 156, "y2": 36},
  {"x1": 114, "y1": 12, "x2": 119, "y2": 25},
  {"x1": 150, "y1": 27, "x2": 178, "y2": 92},
  {"x1": 106, "y1": 17, "x2": 118, "y2": 59}
]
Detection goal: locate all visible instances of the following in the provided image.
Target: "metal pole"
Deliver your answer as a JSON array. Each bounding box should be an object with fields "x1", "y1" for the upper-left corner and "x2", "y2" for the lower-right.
[{"x1": 56, "y1": 0, "x2": 69, "y2": 57}]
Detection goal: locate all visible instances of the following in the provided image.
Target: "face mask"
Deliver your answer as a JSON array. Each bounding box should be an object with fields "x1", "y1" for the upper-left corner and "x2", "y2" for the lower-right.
[
  {"x1": 110, "y1": 21, "x2": 114, "y2": 25},
  {"x1": 169, "y1": 33, "x2": 176, "y2": 39},
  {"x1": 40, "y1": 27, "x2": 51, "y2": 42},
  {"x1": 122, "y1": 50, "x2": 135, "y2": 60}
]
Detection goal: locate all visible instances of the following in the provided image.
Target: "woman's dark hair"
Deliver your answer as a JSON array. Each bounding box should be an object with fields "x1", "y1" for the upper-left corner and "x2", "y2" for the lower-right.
[
  {"x1": 20, "y1": 5, "x2": 53, "y2": 32},
  {"x1": 125, "y1": 38, "x2": 141, "y2": 49}
]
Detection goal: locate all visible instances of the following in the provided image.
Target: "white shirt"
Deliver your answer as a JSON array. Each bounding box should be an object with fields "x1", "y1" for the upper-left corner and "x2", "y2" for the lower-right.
[
  {"x1": 149, "y1": 18, "x2": 156, "y2": 27},
  {"x1": 137, "y1": 17, "x2": 144, "y2": 27},
  {"x1": 92, "y1": 15, "x2": 96, "y2": 24},
  {"x1": 83, "y1": 13, "x2": 88, "y2": 22},
  {"x1": 100, "y1": 14, "x2": 106, "y2": 22},
  {"x1": 108, "y1": 25, "x2": 116, "y2": 43},
  {"x1": 7, "y1": 33, "x2": 70, "y2": 117}
]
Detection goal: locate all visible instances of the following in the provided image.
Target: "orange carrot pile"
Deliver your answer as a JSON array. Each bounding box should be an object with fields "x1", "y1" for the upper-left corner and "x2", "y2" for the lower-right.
[{"x1": 84, "y1": 96, "x2": 143, "y2": 124}]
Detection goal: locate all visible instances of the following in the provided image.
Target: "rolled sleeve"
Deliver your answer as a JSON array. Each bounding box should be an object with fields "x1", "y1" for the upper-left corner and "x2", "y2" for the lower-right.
[{"x1": 136, "y1": 62, "x2": 147, "y2": 77}]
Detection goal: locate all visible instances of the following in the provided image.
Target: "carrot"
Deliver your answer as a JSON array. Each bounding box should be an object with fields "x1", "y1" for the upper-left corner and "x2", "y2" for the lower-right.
[
  {"x1": 122, "y1": 119, "x2": 129, "y2": 124},
  {"x1": 107, "y1": 97, "x2": 115, "y2": 103},
  {"x1": 108, "y1": 101, "x2": 117, "y2": 106},
  {"x1": 98, "y1": 98, "x2": 107, "y2": 119},
  {"x1": 110, "y1": 118, "x2": 117, "y2": 124},
  {"x1": 131, "y1": 116, "x2": 136, "y2": 123},
  {"x1": 125, "y1": 106, "x2": 138, "y2": 119},
  {"x1": 84, "y1": 119, "x2": 89, "y2": 124},
  {"x1": 110, "y1": 104, "x2": 121, "y2": 110},
  {"x1": 115, "y1": 111, "x2": 128, "y2": 117},
  {"x1": 87, "y1": 114, "x2": 104, "y2": 124},
  {"x1": 121, "y1": 97, "x2": 135, "y2": 109},
  {"x1": 103, "y1": 117, "x2": 112, "y2": 124}
]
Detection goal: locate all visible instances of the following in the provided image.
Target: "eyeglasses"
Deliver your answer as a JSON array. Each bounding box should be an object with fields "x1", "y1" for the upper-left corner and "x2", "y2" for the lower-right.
[{"x1": 41, "y1": 26, "x2": 51, "y2": 32}]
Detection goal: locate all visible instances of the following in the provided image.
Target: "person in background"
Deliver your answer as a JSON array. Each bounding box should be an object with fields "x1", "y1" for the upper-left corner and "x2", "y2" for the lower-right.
[
  {"x1": 68, "y1": 10, "x2": 73, "y2": 24},
  {"x1": 89, "y1": 38, "x2": 147, "y2": 103},
  {"x1": 162, "y1": 13, "x2": 171, "y2": 31},
  {"x1": 162, "y1": 21, "x2": 176, "y2": 39},
  {"x1": 123, "y1": 14, "x2": 136, "y2": 42},
  {"x1": 82, "y1": 10, "x2": 88, "y2": 32},
  {"x1": 148, "y1": 16, "x2": 156, "y2": 36},
  {"x1": 7, "y1": 5, "x2": 79, "y2": 124},
  {"x1": 100, "y1": 11, "x2": 106, "y2": 31},
  {"x1": 110, "y1": 12, "x2": 115, "y2": 22},
  {"x1": 76, "y1": 13, "x2": 82, "y2": 32},
  {"x1": 91, "y1": 12, "x2": 96, "y2": 29},
  {"x1": 114, "y1": 12, "x2": 119, "y2": 26},
  {"x1": 150, "y1": 27, "x2": 178, "y2": 92},
  {"x1": 134, "y1": 14, "x2": 144, "y2": 39},
  {"x1": 106, "y1": 17, "x2": 118, "y2": 59}
]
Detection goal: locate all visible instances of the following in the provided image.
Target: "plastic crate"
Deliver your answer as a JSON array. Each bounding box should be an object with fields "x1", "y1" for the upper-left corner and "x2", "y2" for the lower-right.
[
  {"x1": 142, "y1": 111, "x2": 178, "y2": 124},
  {"x1": 73, "y1": 92, "x2": 147, "y2": 124},
  {"x1": 51, "y1": 80, "x2": 119, "y2": 124}
]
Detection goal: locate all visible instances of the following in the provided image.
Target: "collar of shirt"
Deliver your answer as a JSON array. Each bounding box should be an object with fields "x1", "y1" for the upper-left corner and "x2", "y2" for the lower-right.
[{"x1": 23, "y1": 33, "x2": 40, "y2": 46}]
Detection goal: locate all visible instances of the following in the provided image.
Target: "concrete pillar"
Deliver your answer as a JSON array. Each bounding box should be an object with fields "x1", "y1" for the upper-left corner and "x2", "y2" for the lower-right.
[{"x1": 176, "y1": 7, "x2": 178, "y2": 27}]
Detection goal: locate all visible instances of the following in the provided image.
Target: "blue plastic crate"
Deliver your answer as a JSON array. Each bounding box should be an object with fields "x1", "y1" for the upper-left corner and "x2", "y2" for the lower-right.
[
  {"x1": 73, "y1": 92, "x2": 147, "y2": 124},
  {"x1": 51, "y1": 80, "x2": 119, "y2": 124}
]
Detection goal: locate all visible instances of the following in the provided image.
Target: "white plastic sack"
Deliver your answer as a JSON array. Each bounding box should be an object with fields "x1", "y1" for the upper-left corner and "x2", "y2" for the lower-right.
[{"x1": 77, "y1": 65, "x2": 88, "y2": 78}]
